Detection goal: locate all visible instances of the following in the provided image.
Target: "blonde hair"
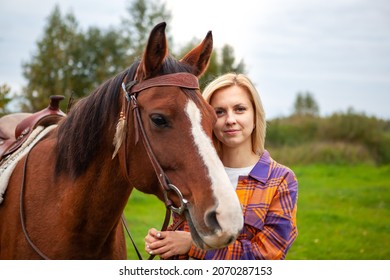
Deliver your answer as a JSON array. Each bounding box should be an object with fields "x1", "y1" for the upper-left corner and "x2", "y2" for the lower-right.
[{"x1": 203, "y1": 73, "x2": 266, "y2": 156}]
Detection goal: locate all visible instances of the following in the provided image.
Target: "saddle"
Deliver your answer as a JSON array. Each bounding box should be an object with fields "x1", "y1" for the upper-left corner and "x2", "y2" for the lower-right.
[{"x1": 0, "y1": 96, "x2": 66, "y2": 161}]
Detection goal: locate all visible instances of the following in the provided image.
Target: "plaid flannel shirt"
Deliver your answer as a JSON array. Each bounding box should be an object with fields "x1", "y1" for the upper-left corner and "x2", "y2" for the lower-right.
[{"x1": 169, "y1": 150, "x2": 298, "y2": 260}]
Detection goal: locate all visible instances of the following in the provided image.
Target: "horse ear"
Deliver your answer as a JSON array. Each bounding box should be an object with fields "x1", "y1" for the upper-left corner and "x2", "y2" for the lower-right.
[
  {"x1": 136, "y1": 22, "x2": 168, "y2": 80},
  {"x1": 180, "y1": 31, "x2": 213, "y2": 77}
]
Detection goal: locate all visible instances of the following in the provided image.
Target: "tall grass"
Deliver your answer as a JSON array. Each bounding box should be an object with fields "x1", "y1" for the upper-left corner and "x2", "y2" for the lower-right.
[{"x1": 123, "y1": 164, "x2": 390, "y2": 260}]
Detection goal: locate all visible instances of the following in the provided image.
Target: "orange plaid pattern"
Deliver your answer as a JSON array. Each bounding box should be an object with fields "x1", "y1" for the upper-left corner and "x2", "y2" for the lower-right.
[{"x1": 169, "y1": 150, "x2": 298, "y2": 260}]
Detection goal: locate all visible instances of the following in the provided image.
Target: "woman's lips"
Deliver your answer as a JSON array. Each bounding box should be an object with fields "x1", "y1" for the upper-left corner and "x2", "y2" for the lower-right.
[{"x1": 223, "y1": 129, "x2": 239, "y2": 136}]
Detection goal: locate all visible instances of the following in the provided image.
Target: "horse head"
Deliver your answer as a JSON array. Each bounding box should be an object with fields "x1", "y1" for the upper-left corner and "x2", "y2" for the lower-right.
[{"x1": 120, "y1": 22, "x2": 243, "y2": 249}]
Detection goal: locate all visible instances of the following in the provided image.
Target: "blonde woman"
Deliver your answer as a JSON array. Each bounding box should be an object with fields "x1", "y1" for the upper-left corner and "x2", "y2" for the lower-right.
[{"x1": 145, "y1": 73, "x2": 298, "y2": 260}]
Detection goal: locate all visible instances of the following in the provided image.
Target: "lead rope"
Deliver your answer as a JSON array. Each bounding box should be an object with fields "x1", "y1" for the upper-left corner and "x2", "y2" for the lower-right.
[
  {"x1": 121, "y1": 215, "x2": 143, "y2": 260},
  {"x1": 121, "y1": 207, "x2": 172, "y2": 260}
]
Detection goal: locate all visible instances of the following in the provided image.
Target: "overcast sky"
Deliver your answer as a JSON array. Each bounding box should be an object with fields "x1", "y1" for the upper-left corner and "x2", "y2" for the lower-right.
[{"x1": 1, "y1": 0, "x2": 389, "y2": 119}]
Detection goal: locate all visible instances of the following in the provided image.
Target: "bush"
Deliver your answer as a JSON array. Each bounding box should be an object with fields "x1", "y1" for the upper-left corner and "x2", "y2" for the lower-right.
[
  {"x1": 267, "y1": 115, "x2": 320, "y2": 146},
  {"x1": 266, "y1": 112, "x2": 390, "y2": 165},
  {"x1": 267, "y1": 142, "x2": 374, "y2": 166}
]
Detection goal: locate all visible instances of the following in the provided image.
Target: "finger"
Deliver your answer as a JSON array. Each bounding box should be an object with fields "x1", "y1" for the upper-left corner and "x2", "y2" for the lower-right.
[
  {"x1": 145, "y1": 228, "x2": 163, "y2": 242},
  {"x1": 148, "y1": 245, "x2": 170, "y2": 256},
  {"x1": 145, "y1": 243, "x2": 151, "y2": 253},
  {"x1": 155, "y1": 230, "x2": 167, "y2": 239},
  {"x1": 144, "y1": 234, "x2": 159, "y2": 243},
  {"x1": 160, "y1": 249, "x2": 175, "y2": 259},
  {"x1": 149, "y1": 229, "x2": 164, "y2": 239},
  {"x1": 148, "y1": 238, "x2": 168, "y2": 251},
  {"x1": 146, "y1": 245, "x2": 158, "y2": 256},
  {"x1": 148, "y1": 228, "x2": 159, "y2": 237},
  {"x1": 148, "y1": 238, "x2": 174, "y2": 255}
]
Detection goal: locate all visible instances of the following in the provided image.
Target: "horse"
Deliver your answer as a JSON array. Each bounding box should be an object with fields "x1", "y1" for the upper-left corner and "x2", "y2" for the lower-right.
[{"x1": 0, "y1": 22, "x2": 243, "y2": 259}]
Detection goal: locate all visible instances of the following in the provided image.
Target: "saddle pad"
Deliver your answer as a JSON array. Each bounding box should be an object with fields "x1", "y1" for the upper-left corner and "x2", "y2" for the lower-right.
[{"x1": 0, "y1": 125, "x2": 57, "y2": 204}]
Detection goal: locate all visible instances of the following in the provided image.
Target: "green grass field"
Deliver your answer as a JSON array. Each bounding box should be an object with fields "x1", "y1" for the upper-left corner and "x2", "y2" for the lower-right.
[{"x1": 123, "y1": 164, "x2": 390, "y2": 260}]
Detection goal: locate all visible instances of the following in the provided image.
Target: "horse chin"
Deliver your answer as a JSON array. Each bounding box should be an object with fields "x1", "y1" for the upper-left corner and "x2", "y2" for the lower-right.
[
  {"x1": 184, "y1": 209, "x2": 236, "y2": 250},
  {"x1": 184, "y1": 210, "x2": 206, "y2": 249}
]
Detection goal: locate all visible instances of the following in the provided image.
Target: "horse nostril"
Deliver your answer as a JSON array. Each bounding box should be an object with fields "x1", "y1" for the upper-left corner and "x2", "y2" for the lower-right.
[
  {"x1": 205, "y1": 210, "x2": 222, "y2": 231},
  {"x1": 226, "y1": 236, "x2": 234, "y2": 245}
]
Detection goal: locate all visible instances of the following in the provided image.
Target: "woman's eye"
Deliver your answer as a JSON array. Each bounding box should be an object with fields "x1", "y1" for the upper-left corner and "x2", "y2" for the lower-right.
[
  {"x1": 236, "y1": 106, "x2": 247, "y2": 113},
  {"x1": 215, "y1": 109, "x2": 224, "y2": 116},
  {"x1": 150, "y1": 114, "x2": 169, "y2": 128}
]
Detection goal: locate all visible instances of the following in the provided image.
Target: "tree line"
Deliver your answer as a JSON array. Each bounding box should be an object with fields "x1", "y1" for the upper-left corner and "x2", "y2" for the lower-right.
[
  {"x1": 267, "y1": 107, "x2": 390, "y2": 165},
  {"x1": 1, "y1": 0, "x2": 245, "y2": 114}
]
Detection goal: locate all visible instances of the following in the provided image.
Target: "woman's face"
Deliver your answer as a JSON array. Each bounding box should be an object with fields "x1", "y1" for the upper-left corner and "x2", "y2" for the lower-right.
[{"x1": 210, "y1": 85, "x2": 255, "y2": 150}]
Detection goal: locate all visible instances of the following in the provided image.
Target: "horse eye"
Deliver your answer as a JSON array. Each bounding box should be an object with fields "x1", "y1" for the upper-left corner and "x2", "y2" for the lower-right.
[{"x1": 150, "y1": 114, "x2": 169, "y2": 128}]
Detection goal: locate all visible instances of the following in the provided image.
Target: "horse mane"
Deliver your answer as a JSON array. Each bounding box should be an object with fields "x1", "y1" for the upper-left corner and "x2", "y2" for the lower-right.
[{"x1": 55, "y1": 56, "x2": 198, "y2": 178}]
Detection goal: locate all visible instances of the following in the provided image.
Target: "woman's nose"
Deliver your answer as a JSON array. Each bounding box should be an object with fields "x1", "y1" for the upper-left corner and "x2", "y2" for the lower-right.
[{"x1": 225, "y1": 112, "x2": 236, "y2": 125}]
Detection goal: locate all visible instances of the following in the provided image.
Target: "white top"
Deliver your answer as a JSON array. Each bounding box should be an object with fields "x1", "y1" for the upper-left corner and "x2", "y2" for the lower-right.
[{"x1": 225, "y1": 164, "x2": 255, "y2": 190}]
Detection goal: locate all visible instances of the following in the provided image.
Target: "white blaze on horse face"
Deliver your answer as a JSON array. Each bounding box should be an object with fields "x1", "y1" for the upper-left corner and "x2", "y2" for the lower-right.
[{"x1": 185, "y1": 100, "x2": 243, "y2": 246}]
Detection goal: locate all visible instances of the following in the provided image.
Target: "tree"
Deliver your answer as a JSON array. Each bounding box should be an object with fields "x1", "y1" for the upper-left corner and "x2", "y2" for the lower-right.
[
  {"x1": 22, "y1": 6, "x2": 80, "y2": 111},
  {"x1": 120, "y1": 0, "x2": 172, "y2": 62},
  {"x1": 220, "y1": 45, "x2": 245, "y2": 74},
  {"x1": 21, "y1": 1, "x2": 172, "y2": 112},
  {"x1": 19, "y1": 1, "x2": 243, "y2": 111},
  {"x1": 72, "y1": 26, "x2": 129, "y2": 96},
  {"x1": 0, "y1": 83, "x2": 12, "y2": 116},
  {"x1": 293, "y1": 91, "x2": 319, "y2": 116},
  {"x1": 21, "y1": 5, "x2": 130, "y2": 112},
  {"x1": 177, "y1": 41, "x2": 246, "y2": 90}
]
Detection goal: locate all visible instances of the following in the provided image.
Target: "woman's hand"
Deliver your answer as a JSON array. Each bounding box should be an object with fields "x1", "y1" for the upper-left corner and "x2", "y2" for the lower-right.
[{"x1": 144, "y1": 228, "x2": 192, "y2": 259}]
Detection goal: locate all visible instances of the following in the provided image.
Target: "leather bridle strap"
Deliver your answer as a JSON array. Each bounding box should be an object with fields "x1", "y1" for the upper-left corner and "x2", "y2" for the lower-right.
[
  {"x1": 129, "y1": 96, "x2": 173, "y2": 207},
  {"x1": 123, "y1": 72, "x2": 198, "y2": 212},
  {"x1": 119, "y1": 72, "x2": 198, "y2": 260},
  {"x1": 130, "y1": 72, "x2": 199, "y2": 94},
  {"x1": 125, "y1": 72, "x2": 199, "y2": 148}
]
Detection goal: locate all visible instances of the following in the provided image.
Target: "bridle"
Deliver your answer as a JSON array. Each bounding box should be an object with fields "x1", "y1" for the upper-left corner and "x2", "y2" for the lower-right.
[
  {"x1": 118, "y1": 72, "x2": 200, "y2": 259},
  {"x1": 120, "y1": 72, "x2": 200, "y2": 215},
  {"x1": 19, "y1": 72, "x2": 199, "y2": 260},
  {"x1": 117, "y1": 72, "x2": 201, "y2": 259}
]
